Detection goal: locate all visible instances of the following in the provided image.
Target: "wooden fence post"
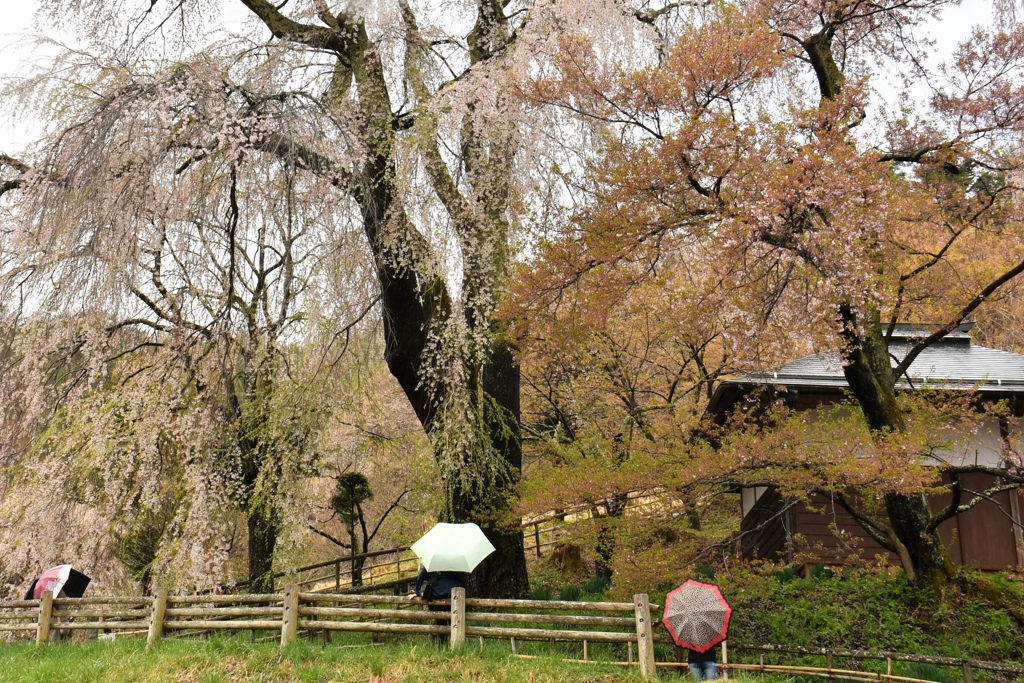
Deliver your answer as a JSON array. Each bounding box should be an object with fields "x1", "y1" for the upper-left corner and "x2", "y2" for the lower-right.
[
  {"x1": 963, "y1": 661, "x2": 973, "y2": 683},
  {"x1": 534, "y1": 523, "x2": 541, "y2": 558},
  {"x1": 147, "y1": 588, "x2": 168, "y2": 649},
  {"x1": 633, "y1": 593, "x2": 657, "y2": 680},
  {"x1": 281, "y1": 584, "x2": 299, "y2": 649},
  {"x1": 827, "y1": 649, "x2": 835, "y2": 683},
  {"x1": 449, "y1": 587, "x2": 466, "y2": 650},
  {"x1": 722, "y1": 640, "x2": 729, "y2": 680},
  {"x1": 35, "y1": 590, "x2": 53, "y2": 649}
]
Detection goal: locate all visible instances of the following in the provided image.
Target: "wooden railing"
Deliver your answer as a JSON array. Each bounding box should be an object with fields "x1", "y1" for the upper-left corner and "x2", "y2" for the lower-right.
[
  {"x1": 235, "y1": 546, "x2": 418, "y2": 593},
  {"x1": 244, "y1": 491, "x2": 657, "y2": 594},
  {"x1": 716, "y1": 642, "x2": 1024, "y2": 683},
  {"x1": 2, "y1": 588, "x2": 659, "y2": 678},
  {"x1": 5, "y1": 590, "x2": 1022, "y2": 682}
]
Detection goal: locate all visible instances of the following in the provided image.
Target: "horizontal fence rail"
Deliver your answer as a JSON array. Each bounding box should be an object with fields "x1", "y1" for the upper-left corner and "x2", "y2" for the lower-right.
[
  {"x1": 4, "y1": 589, "x2": 1022, "y2": 682},
  {"x1": 276, "y1": 493, "x2": 659, "y2": 592}
]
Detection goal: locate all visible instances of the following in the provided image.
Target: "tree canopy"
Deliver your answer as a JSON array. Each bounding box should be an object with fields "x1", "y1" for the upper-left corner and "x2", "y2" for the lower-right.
[{"x1": 511, "y1": 0, "x2": 1024, "y2": 590}]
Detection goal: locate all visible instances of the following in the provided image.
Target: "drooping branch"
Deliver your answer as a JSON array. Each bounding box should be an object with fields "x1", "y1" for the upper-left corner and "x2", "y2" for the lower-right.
[{"x1": 894, "y1": 256, "x2": 1024, "y2": 378}]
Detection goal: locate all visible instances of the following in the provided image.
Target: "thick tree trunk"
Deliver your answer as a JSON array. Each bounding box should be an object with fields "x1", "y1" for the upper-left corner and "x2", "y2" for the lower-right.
[
  {"x1": 840, "y1": 308, "x2": 954, "y2": 588},
  {"x1": 362, "y1": 157, "x2": 529, "y2": 597},
  {"x1": 476, "y1": 338, "x2": 530, "y2": 598},
  {"x1": 247, "y1": 510, "x2": 278, "y2": 593},
  {"x1": 457, "y1": 337, "x2": 530, "y2": 598}
]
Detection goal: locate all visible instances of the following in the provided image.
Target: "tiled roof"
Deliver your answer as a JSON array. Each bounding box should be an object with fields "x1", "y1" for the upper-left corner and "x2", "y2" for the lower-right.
[{"x1": 725, "y1": 325, "x2": 1024, "y2": 393}]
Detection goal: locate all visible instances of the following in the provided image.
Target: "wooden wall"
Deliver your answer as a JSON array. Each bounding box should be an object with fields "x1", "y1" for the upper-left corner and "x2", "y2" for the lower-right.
[{"x1": 740, "y1": 476, "x2": 1024, "y2": 571}]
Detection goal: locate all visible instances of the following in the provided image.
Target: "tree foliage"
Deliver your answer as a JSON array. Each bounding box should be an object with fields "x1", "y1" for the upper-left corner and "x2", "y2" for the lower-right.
[
  {"x1": 512, "y1": 0, "x2": 1024, "y2": 589},
  {"x1": 0, "y1": 0, "x2": 686, "y2": 596}
]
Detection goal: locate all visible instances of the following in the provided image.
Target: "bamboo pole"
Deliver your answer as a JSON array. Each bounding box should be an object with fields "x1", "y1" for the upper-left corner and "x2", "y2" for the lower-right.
[
  {"x1": 465, "y1": 598, "x2": 634, "y2": 611},
  {"x1": 168, "y1": 594, "x2": 282, "y2": 604},
  {"x1": 465, "y1": 611, "x2": 635, "y2": 627},
  {"x1": 0, "y1": 610, "x2": 48, "y2": 619},
  {"x1": 281, "y1": 584, "x2": 299, "y2": 649},
  {"x1": 298, "y1": 606, "x2": 448, "y2": 621},
  {"x1": 164, "y1": 620, "x2": 282, "y2": 630},
  {"x1": 724, "y1": 643, "x2": 1024, "y2": 673},
  {"x1": 36, "y1": 590, "x2": 52, "y2": 648},
  {"x1": 633, "y1": 593, "x2": 657, "y2": 680},
  {"x1": 725, "y1": 662, "x2": 948, "y2": 683},
  {"x1": 56, "y1": 609, "x2": 152, "y2": 619},
  {"x1": 300, "y1": 593, "x2": 440, "y2": 605},
  {"x1": 52, "y1": 597, "x2": 153, "y2": 606},
  {"x1": 56, "y1": 621, "x2": 152, "y2": 630},
  {"x1": 146, "y1": 588, "x2": 167, "y2": 649},
  {"x1": 450, "y1": 587, "x2": 466, "y2": 651},
  {"x1": 166, "y1": 607, "x2": 283, "y2": 618},
  {"x1": 298, "y1": 620, "x2": 448, "y2": 635},
  {"x1": 464, "y1": 625, "x2": 636, "y2": 643}
]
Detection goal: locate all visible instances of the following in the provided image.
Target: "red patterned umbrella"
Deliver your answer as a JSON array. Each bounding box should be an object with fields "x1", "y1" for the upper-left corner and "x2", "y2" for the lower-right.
[
  {"x1": 661, "y1": 580, "x2": 732, "y2": 652},
  {"x1": 24, "y1": 565, "x2": 91, "y2": 600}
]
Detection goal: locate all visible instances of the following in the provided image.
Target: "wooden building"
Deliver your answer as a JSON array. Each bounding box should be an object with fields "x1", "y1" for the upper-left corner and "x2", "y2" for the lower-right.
[{"x1": 706, "y1": 323, "x2": 1024, "y2": 571}]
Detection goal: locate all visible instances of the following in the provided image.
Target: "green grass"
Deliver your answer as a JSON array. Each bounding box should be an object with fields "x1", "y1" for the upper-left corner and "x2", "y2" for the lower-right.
[
  {"x1": 5, "y1": 568, "x2": 1024, "y2": 682},
  {"x1": 0, "y1": 635, "x2": 662, "y2": 682}
]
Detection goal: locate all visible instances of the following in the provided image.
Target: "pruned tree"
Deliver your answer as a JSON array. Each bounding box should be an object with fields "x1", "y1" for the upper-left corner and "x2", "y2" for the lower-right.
[{"x1": 309, "y1": 471, "x2": 409, "y2": 586}]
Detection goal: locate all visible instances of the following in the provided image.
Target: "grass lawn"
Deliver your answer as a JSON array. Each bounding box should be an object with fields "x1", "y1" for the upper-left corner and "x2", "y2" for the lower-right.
[{"x1": 0, "y1": 635, "x2": 669, "y2": 683}]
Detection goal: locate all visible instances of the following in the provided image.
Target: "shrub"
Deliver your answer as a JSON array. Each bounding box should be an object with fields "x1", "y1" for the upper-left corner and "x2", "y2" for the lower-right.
[
  {"x1": 810, "y1": 564, "x2": 835, "y2": 581},
  {"x1": 769, "y1": 567, "x2": 798, "y2": 583},
  {"x1": 559, "y1": 585, "x2": 583, "y2": 602},
  {"x1": 529, "y1": 585, "x2": 553, "y2": 601},
  {"x1": 696, "y1": 566, "x2": 717, "y2": 581},
  {"x1": 902, "y1": 662, "x2": 954, "y2": 683},
  {"x1": 583, "y1": 576, "x2": 610, "y2": 596}
]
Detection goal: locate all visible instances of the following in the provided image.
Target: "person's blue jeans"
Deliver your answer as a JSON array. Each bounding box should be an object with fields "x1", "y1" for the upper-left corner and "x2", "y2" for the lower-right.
[{"x1": 689, "y1": 661, "x2": 716, "y2": 680}]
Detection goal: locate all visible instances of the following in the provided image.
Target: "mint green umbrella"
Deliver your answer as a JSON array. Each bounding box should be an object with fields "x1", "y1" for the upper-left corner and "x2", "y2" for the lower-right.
[{"x1": 411, "y1": 523, "x2": 496, "y2": 572}]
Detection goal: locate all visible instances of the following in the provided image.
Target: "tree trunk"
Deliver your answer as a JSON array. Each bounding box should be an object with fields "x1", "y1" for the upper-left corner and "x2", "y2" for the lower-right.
[
  {"x1": 460, "y1": 337, "x2": 530, "y2": 598},
  {"x1": 795, "y1": 15, "x2": 957, "y2": 590},
  {"x1": 247, "y1": 509, "x2": 278, "y2": 593},
  {"x1": 840, "y1": 308, "x2": 954, "y2": 588},
  {"x1": 351, "y1": 556, "x2": 365, "y2": 587},
  {"x1": 594, "y1": 494, "x2": 629, "y2": 581},
  {"x1": 362, "y1": 165, "x2": 529, "y2": 596}
]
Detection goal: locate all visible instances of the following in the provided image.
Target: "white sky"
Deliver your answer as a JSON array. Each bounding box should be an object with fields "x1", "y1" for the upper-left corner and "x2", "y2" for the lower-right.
[{"x1": 0, "y1": 0, "x2": 997, "y2": 155}]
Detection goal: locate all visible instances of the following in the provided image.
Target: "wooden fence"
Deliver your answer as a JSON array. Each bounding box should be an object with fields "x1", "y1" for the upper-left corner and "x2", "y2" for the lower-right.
[
  {"x1": 237, "y1": 493, "x2": 658, "y2": 594},
  {"x1": 717, "y1": 643, "x2": 1024, "y2": 683},
  {"x1": 4, "y1": 589, "x2": 1023, "y2": 681}
]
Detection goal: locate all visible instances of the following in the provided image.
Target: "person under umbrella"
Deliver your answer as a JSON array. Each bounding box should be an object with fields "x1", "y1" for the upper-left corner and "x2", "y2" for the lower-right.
[
  {"x1": 413, "y1": 567, "x2": 469, "y2": 645},
  {"x1": 24, "y1": 565, "x2": 91, "y2": 601},
  {"x1": 24, "y1": 565, "x2": 91, "y2": 642},
  {"x1": 661, "y1": 580, "x2": 732, "y2": 680},
  {"x1": 408, "y1": 523, "x2": 495, "y2": 645}
]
